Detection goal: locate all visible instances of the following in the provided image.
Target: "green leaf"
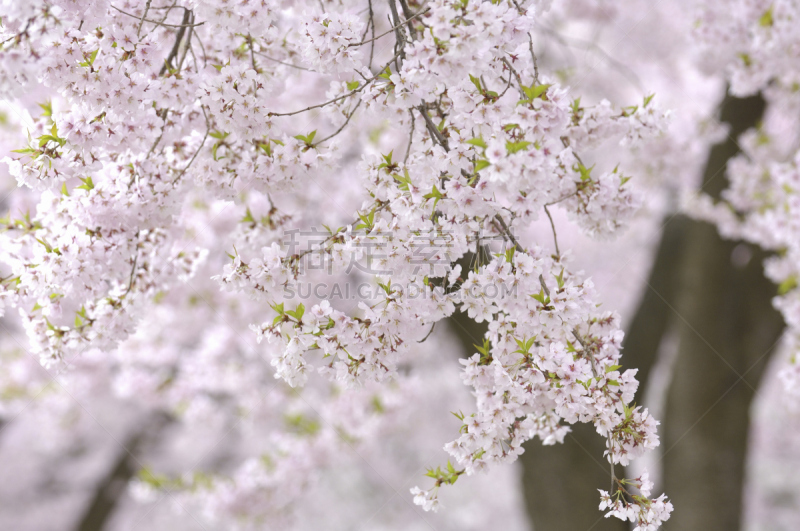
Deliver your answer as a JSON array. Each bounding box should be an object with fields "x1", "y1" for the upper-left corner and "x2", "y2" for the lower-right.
[
  {"x1": 423, "y1": 185, "x2": 443, "y2": 209},
  {"x1": 475, "y1": 159, "x2": 491, "y2": 172},
  {"x1": 38, "y1": 100, "x2": 53, "y2": 118},
  {"x1": 36, "y1": 238, "x2": 52, "y2": 253},
  {"x1": 258, "y1": 141, "x2": 272, "y2": 156},
  {"x1": 531, "y1": 288, "x2": 550, "y2": 306},
  {"x1": 371, "y1": 396, "x2": 384, "y2": 413},
  {"x1": 76, "y1": 176, "x2": 94, "y2": 191},
  {"x1": 469, "y1": 73, "x2": 482, "y2": 92},
  {"x1": 393, "y1": 169, "x2": 412, "y2": 191},
  {"x1": 523, "y1": 83, "x2": 552, "y2": 101},
  {"x1": 513, "y1": 336, "x2": 526, "y2": 351},
  {"x1": 377, "y1": 65, "x2": 393, "y2": 81},
  {"x1": 739, "y1": 53, "x2": 752, "y2": 67},
  {"x1": 759, "y1": 6, "x2": 774, "y2": 27},
  {"x1": 355, "y1": 208, "x2": 376, "y2": 231},
  {"x1": 211, "y1": 62, "x2": 227, "y2": 72},
  {"x1": 78, "y1": 49, "x2": 99, "y2": 68},
  {"x1": 241, "y1": 208, "x2": 255, "y2": 224},
  {"x1": 505, "y1": 140, "x2": 531, "y2": 154},
  {"x1": 574, "y1": 162, "x2": 595, "y2": 181},
  {"x1": 570, "y1": 97, "x2": 582, "y2": 115},
  {"x1": 377, "y1": 151, "x2": 394, "y2": 170},
  {"x1": 643, "y1": 93, "x2": 655, "y2": 107},
  {"x1": 346, "y1": 80, "x2": 360, "y2": 91},
  {"x1": 294, "y1": 130, "x2": 317, "y2": 145},
  {"x1": 466, "y1": 137, "x2": 487, "y2": 149},
  {"x1": 778, "y1": 275, "x2": 798, "y2": 295},
  {"x1": 473, "y1": 338, "x2": 491, "y2": 357},
  {"x1": 284, "y1": 413, "x2": 320, "y2": 435},
  {"x1": 554, "y1": 268, "x2": 565, "y2": 289}
]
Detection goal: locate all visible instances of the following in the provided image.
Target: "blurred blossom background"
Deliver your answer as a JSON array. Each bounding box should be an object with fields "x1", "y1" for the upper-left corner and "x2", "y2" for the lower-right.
[{"x1": 2, "y1": 0, "x2": 800, "y2": 530}]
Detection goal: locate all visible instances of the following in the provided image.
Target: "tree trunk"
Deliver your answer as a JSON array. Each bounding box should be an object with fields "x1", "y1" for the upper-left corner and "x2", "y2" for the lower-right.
[
  {"x1": 519, "y1": 422, "x2": 628, "y2": 531},
  {"x1": 661, "y1": 94, "x2": 784, "y2": 530},
  {"x1": 621, "y1": 214, "x2": 690, "y2": 405},
  {"x1": 73, "y1": 412, "x2": 171, "y2": 531}
]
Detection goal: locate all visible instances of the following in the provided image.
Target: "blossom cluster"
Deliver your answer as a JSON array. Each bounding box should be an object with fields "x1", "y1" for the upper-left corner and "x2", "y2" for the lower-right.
[
  {"x1": 0, "y1": 0, "x2": 674, "y2": 527},
  {"x1": 598, "y1": 470, "x2": 674, "y2": 531}
]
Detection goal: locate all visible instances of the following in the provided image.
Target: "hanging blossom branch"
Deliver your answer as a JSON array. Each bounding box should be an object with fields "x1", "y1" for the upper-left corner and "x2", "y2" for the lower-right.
[{"x1": 0, "y1": 0, "x2": 674, "y2": 528}]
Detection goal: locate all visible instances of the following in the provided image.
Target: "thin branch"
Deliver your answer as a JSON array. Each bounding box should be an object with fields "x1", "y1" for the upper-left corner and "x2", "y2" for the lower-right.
[
  {"x1": 493, "y1": 214, "x2": 524, "y2": 252},
  {"x1": 404, "y1": 110, "x2": 415, "y2": 163},
  {"x1": 417, "y1": 105, "x2": 449, "y2": 151},
  {"x1": 544, "y1": 190, "x2": 578, "y2": 206},
  {"x1": 314, "y1": 100, "x2": 362, "y2": 145},
  {"x1": 176, "y1": 11, "x2": 194, "y2": 73},
  {"x1": 246, "y1": 34, "x2": 259, "y2": 93},
  {"x1": 177, "y1": 12, "x2": 197, "y2": 72},
  {"x1": 527, "y1": 33, "x2": 540, "y2": 85},
  {"x1": 293, "y1": 203, "x2": 390, "y2": 262},
  {"x1": 360, "y1": 1, "x2": 373, "y2": 41},
  {"x1": 387, "y1": 0, "x2": 406, "y2": 69},
  {"x1": 367, "y1": 0, "x2": 376, "y2": 68},
  {"x1": 0, "y1": 19, "x2": 32, "y2": 46},
  {"x1": 349, "y1": 7, "x2": 429, "y2": 47},
  {"x1": 111, "y1": 5, "x2": 204, "y2": 28},
  {"x1": 159, "y1": 8, "x2": 192, "y2": 75},
  {"x1": 397, "y1": 0, "x2": 419, "y2": 40},
  {"x1": 193, "y1": 28, "x2": 208, "y2": 68},
  {"x1": 497, "y1": 73, "x2": 515, "y2": 99},
  {"x1": 609, "y1": 440, "x2": 616, "y2": 492},
  {"x1": 560, "y1": 136, "x2": 588, "y2": 167},
  {"x1": 122, "y1": 251, "x2": 138, "y2": 297},
  {"x1": 543, "y1": 204, "x2": 560, "y2": 258},
  {"x1": 417, "y1": 322, "x2": 435, "y2": 343},
  {"x1": 269, "y1": 52, "x2": 400, "y2": 117},
  {"x1": 137, "y1": 0, "x2": 152, "y2": 36},
  {"x1": 501, "y1": 57, "x2": 526, "y2": 98},
  {"x1": 172, "y1": 106, "x2": 211, "y2": 183},
  {"x1": 253, "y1": 51, "x2": 315, "y2": 72}
]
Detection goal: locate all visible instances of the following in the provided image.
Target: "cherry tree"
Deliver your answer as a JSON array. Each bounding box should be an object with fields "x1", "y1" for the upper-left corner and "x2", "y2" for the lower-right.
[{"x1": 0, "y1": 0, "x2": 796, "y2": 529}]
